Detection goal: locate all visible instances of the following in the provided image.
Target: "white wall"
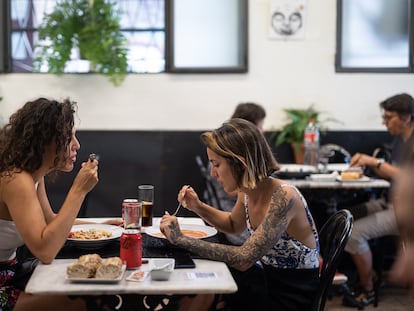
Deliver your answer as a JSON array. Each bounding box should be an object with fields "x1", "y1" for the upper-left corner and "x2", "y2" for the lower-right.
[{"x1": 0, "y1": 0, "x2": 413, "y2": 131}]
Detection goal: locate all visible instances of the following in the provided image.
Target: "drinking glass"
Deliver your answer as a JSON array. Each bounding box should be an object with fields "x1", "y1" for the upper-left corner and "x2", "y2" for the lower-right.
[
  {"x1": 138, "y1": 185, "x2": 154, "y2": 227},
  {"x1": 122, "y1": 199, "x2": 141, "y2": 230}
]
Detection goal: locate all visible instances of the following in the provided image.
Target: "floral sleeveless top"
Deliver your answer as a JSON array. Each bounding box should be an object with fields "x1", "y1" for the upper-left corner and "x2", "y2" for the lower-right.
[{"x1": 245, "y1": 183, "x2": 319, "y2": 269}]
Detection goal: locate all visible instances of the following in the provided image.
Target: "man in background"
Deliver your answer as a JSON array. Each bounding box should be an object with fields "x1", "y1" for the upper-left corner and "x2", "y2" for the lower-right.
[{"x1": 343, "y1": 93, "x2": 414, "y2": 308}]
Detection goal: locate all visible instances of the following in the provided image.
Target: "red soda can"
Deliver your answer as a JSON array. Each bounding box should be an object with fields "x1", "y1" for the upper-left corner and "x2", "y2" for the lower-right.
[
  {"x1": 122, "y1": 199, "x2": 141, "y2": 229},
  {"x1": 120, "y1": 229, "x2": 142, "y2": 268}
]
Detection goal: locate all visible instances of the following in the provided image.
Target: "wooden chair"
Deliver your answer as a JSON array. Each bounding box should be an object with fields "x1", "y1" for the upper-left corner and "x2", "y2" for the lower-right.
[{"x1": 312, "y1": 209, "x2": 353, "y2": 311}]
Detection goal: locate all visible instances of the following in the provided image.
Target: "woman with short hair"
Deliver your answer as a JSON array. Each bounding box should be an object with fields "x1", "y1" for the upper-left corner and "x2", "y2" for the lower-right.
[{"x1": 161, "y1": 118, "x2": 320, "y2": 311}]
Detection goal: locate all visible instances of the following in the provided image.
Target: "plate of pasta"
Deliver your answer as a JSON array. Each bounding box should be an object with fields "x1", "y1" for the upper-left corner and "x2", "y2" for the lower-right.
[
  {"x1": 68, "y1": 224, "x2": 123, "y2": 249},
  {"x1": 145, "y1": 224, "x2": 217, "y2": 240}
]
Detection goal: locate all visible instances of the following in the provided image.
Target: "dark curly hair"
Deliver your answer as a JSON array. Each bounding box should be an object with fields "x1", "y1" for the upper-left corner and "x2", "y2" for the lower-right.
[{"x1": 0, "y1": 98, "x2": 77, "y2": 174}]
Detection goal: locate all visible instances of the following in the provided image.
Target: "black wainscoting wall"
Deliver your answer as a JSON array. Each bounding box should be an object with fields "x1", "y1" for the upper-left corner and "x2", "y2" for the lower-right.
[{"x1": 46, "y1": 130, "x2": 392, "y2": 218}]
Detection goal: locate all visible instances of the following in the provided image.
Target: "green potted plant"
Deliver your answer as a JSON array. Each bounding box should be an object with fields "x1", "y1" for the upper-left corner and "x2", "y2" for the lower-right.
[
  {"x1": 273, "y1": 105, "x2": 338, "y2": 163},
  {"x1": 34, "y1": 0, "x2": 128, "y2": 86}
]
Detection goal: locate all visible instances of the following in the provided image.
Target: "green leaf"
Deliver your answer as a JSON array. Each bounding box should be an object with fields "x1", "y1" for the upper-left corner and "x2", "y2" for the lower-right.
[
  {"x1": 34, "y1": 0, "x2": 128, "y2": 86},
  {"x1": 273, "y1": 105, "x2": 340, "y2": 146}
]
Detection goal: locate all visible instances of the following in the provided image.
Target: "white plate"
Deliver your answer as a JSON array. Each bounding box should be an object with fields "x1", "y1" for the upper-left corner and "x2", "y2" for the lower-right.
[
  {"x1": 68, "y1": 224, "x2": 123, "y2": 249},
  {"x1": 145, "y1": 224, "x2": 217, "y2": 239},
  {"x1": 336, "y1": 176, "x2": 371, "y2": 182},
  {"x1": 66, "y1": 265, "x2": 126, "y2": 283},
  {"x1": 324, "y1": 163, "x2": 350, "y2": 172}
]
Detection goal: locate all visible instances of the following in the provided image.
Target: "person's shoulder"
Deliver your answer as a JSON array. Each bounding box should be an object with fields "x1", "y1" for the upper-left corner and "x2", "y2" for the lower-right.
[
  {"x1": 2, "y1": 170, "x2": 34, "y2": 188},
  {"x1": 270, "y1": 178, "x2": 295, "y2": 191},
  {"x1": 269, "y1": 179, "x2": 295, "y2": 197},
  {"x1": 271, "y1": 181, "x2": 304, "y2": 203}
]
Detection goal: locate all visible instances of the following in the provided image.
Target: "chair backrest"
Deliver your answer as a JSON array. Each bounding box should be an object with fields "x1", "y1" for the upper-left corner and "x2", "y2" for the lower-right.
[
  {"x1": 319, "y1": 144, "x2": 351, "y2": 163},
  {"x1": 312, "y1": 209, "x2": 353, "y2": 311},
  {"x1": 195, "y1": 155, "x2": 222, "y2": 210}
]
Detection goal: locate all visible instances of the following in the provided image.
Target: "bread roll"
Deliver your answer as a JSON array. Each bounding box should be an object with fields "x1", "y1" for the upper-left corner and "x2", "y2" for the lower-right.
[
  {"x1": 341, "y1": 171, "x2": 363, "y2": 180},
  {"x1": 66, "y1": 262, "x2": 94, "y2": 278},
  {"x1": 95, "y1": 257, "x2": 123, "y2": 279},
  {"x1": 66, "y1": 254, "x2": 102, "y2": 278}
]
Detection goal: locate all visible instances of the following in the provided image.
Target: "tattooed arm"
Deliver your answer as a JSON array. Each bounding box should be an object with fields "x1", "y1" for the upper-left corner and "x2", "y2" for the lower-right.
[{"x1": 160, "y1": 188, "x2": 295, "y2": 271}]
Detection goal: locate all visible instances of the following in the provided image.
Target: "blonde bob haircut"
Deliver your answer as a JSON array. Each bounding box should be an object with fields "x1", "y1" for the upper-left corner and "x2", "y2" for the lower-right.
[{"x1": 201, "y1": 118, "x2": 280, "y2": 190}]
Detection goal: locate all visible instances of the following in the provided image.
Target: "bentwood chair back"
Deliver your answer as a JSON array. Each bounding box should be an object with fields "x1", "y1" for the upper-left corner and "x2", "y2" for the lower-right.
[
  {"x1": 195, "y1": 155, "x2": 222, "y2": 210},
  {"x1": 312, "y1": 209, "x2": 353, "y2": 311},
  {"x1": 319, "y1": 144, "x2": 351, "y2": 164}
]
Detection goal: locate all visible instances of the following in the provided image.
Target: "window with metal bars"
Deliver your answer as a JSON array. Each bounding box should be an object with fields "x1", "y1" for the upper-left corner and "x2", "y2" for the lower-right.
[
  {"x1": 1, "y1": 0, "x2": 248, "y2": 74},
  {"x1": 4, "y1": 0, "x2": 165, "y2": 73}
]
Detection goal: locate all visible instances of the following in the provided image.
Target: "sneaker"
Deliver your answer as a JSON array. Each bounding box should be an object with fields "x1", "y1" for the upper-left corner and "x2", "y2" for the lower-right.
[{"x1": 342, "y1": 287, "x2": 375, "y2": 309}]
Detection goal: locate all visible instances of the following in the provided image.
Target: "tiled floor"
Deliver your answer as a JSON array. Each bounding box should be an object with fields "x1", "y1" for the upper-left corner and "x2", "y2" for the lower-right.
[{"x1": 325, "y1": 285, "x2": 412, "y2": 311}]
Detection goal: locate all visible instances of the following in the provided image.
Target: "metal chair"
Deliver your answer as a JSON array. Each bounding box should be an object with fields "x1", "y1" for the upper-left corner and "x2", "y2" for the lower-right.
[
  {"x1": 319, "y1": 144, "x2": 351, "y2": 169},
  {"x1": 312, "y1": 209, "x2": 354, "y2": 311},
  {"x1": 195, "y1": 155, "x2": 222, "y2": 210}
]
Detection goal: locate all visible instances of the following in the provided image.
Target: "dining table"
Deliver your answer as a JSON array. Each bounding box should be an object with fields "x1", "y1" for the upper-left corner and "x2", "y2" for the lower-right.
[
  {"x1": 275, "y1": 163, "x2": 391, "y2": 227},
  {"x1": 285, "y1": 176, "x2": 390, "y2": 190},
  {"x1": 25, "y1": 217, "x2": 238, "y2": 296}
]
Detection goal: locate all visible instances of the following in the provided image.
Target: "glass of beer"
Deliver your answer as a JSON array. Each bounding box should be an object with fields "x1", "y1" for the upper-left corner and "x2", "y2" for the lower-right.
[{"x1": 138, "y1": 184, "x2": 154, "y2": 227}]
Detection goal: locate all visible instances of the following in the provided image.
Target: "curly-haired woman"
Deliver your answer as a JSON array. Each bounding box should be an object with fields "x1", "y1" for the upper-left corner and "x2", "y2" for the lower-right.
[{"x1": 0, "y1": 98, "x2": 119, "y2": 311}]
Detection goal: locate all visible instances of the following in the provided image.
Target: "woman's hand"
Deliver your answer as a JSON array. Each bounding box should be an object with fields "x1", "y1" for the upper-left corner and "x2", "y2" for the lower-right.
[
  {"x1": 71, "y1": 158, "x2": 99, "y2": 194},
  {"x1": 177, "y1": 185, "x2": 202, "y2": 213},
  {"x1": 160, "y1": 213, "x2": 182, "y2": 244}
]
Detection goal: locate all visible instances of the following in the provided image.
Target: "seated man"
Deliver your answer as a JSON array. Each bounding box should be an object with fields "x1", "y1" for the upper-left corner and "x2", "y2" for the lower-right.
[{"x1": 343, "y1": 93, "x2": 414, "y2": 308}]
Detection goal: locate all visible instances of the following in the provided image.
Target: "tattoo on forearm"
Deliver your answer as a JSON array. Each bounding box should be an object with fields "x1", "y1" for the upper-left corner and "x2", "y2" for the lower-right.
[{"x1": 173, "y1": 188, "x2": 295, "y2": 269}]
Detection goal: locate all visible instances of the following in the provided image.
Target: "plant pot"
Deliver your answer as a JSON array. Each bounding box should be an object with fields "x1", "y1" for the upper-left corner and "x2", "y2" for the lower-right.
[{"x1": 291, "y1": 142, "x2": 305, "y2": 164}]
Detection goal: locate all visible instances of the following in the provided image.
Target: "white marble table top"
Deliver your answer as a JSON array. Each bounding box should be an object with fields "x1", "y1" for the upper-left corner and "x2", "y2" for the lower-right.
[
  {"x1": 25, "y1": 258, "x2": 237, "y2": 295},
  {"x1": 26, "y1": 217, "x2": 236, "y2": 295}
]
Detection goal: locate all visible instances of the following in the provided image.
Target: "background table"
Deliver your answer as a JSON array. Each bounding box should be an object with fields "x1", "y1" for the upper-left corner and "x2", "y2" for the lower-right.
[
  {"x1": 282, "y1": 177, "x2": 391, "y2": 229},
  {"x1": 286, "y1": 178, "x2": 390, "y2": 189}
]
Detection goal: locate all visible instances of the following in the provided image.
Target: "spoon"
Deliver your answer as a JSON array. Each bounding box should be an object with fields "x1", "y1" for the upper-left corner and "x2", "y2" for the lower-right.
[{"x1": 172, "y1": 186, "x2": 189, "y2": 216}]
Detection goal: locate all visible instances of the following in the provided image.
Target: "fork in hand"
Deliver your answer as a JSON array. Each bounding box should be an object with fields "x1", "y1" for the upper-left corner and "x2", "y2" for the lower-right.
[{"x1": 172, "y1": 186, "x2": 189, "y2": 216}]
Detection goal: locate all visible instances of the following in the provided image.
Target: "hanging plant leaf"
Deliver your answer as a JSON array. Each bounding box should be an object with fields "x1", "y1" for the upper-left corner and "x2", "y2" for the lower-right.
[{"x1": 34, "y1": 0, "x2": 128, "y2": 86}]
